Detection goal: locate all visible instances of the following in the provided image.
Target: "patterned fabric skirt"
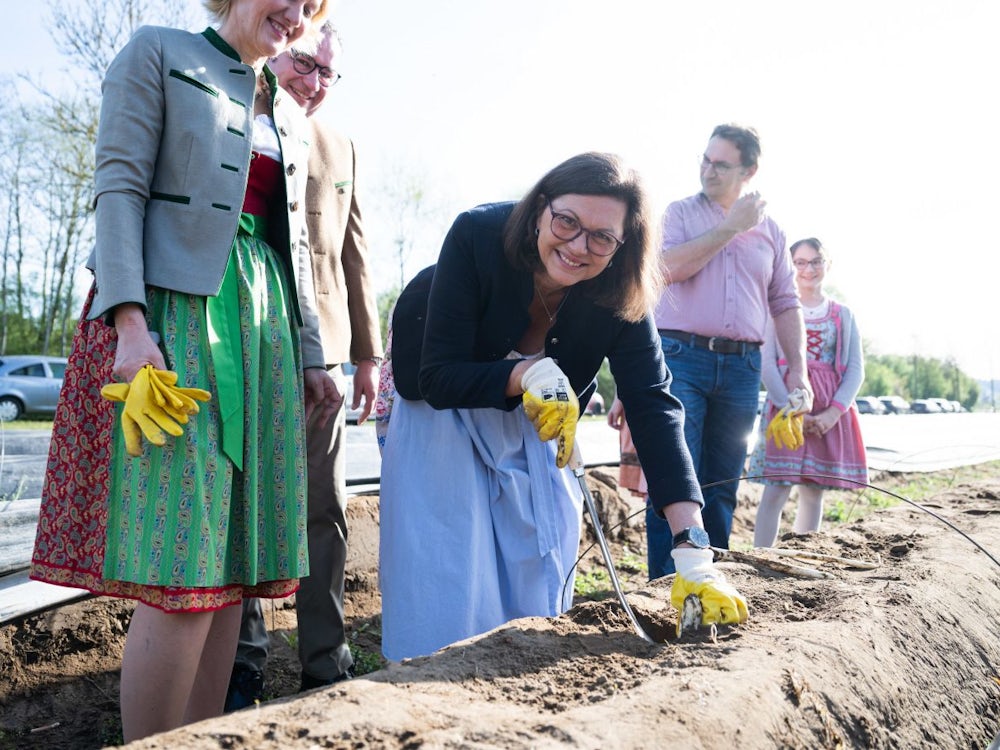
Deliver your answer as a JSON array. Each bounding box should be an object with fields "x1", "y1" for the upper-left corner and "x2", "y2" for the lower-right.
[
  {"x1": 31, "y1": 220, "x2": 309, "y2": 612},
  {"x1": 748, "y1": 361, "x2": 868, "y2": 490}
]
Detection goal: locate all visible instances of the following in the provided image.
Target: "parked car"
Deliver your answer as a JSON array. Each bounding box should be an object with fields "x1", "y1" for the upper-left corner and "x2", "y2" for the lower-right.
[
  {"x1": 928, "y1": 397, "x2": 955, "y2": 413},
  {"x1": 949, "y1": 400, "x2": 965, "y2": 413},
  {"x1": 878, "y1": 395, "x2": 911, "y2": 414},
  {"x1": 910, "y1": 398, "x2": 942, "y2": 414},
  {"x1": 584, "y1": 392, "x2": 605, "y2": 416},
  {"x1": 855, "y1": 396, "x2": 886, "y2": 415},
  {"x1": 0, "y1": 355, "x2": 68, "y2": 421}
]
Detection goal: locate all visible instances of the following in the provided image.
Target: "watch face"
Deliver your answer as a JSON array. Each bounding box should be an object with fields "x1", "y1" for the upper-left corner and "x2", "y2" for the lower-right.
[
  {"x1": 675, "y1": 526, "x2": 710, "y2": 549},
  {"x1": 688, "y1": 526, "x2": 711, "y2": 549}
]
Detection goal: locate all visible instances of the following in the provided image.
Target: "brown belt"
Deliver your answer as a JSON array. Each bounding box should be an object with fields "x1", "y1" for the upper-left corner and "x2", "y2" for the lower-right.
[{"x1": 659, "y1": 329, "x2": 761, "y2": 355}]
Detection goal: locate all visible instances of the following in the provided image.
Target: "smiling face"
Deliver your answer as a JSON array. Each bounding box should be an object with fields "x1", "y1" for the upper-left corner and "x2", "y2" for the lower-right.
[
  {"x1": 270, "y1": 33, "x2": 338, "y2": 115},
  {"x1": 534, "y1": 194, "x2": 627, "y2": 292},
  {"x1": 791, "y1": 241, "x2": 828, "y2": 297},
  {"x1": 218, "y1": 0, "x2": 322, "y2": 65},
  {"x1": 699, "y1": 135, "x2": 755, "y2": 207}
]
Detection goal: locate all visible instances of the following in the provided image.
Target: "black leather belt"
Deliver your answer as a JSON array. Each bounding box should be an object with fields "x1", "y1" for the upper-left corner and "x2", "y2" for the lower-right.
[{"x1": 659, "y1": 329, "x2": 761, "y2": 355}]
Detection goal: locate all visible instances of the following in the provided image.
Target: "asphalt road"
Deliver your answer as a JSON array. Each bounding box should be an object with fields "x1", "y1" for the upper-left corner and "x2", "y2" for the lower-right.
[{"x1": 4, "y1": 411, "x2": 1000, "y2": 500}]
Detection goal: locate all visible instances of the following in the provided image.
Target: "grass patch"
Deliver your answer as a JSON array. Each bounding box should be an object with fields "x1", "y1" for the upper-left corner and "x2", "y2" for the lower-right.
[
  {"x1": 350, "y1": 643, "x2": 385, "y2": 675},
  {"x1": 0, "y1": 418, "x2": 53, "y2": 430},
  {"x1": 574, "y1": 568, "x2": 611, "y2": 599},
  {"x1": 818, "y1": 459, "x2": 1000, "y2": 525}
]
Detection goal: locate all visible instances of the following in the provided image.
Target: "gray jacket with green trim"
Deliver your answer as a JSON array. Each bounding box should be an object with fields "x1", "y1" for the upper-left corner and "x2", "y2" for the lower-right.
[{"x1": 86, "y1": 25, "x2": 324, "y2": 367}]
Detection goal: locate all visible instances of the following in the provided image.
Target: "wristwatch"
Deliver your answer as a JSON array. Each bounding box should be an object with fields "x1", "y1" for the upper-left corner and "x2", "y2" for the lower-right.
[{"x1": 672, "y1": 526, "x2": 711, "y2": 550}]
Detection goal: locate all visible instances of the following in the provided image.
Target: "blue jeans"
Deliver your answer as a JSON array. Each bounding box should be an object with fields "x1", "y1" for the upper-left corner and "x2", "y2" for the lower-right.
[{"x1": 646, "y1": 335, "x2": 761, "y2": 579}]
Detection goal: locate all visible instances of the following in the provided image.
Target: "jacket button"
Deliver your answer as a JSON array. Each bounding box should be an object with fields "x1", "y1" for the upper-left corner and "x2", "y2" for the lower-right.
[
  {"x1": 550, "y1": 337, "x2": 559, "y2": 344},
  {"x1": 279, "y1": 126, "x2": 288, "y2": 136},
  {"x1": 286, "y1": 164, "x2": 296, "y2": 175},
  {"x1": 289, "y1": 201, "x2": 299, "y2": 212}
]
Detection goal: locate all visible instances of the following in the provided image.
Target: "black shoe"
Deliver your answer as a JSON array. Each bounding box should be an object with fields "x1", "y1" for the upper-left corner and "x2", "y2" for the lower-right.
[
  {"x1": 299, "y1": 666, "x2": 355, "y2": 692},
  {"x1": 224, "y1": 665, "x2": 265, "y2": 712}
]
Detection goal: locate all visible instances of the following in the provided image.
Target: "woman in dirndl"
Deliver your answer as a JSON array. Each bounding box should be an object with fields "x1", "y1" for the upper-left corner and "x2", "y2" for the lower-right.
[
  {"x1": 29, "y1": 0, "x2": 337, "y2": 740},
  {"x1": 750, "y1": 237, "x2": 868, "y2": 546}
]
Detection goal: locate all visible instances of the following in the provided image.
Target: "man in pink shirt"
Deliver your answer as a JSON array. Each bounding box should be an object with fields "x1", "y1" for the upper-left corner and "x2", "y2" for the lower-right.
[{"x1": 617, "y1": 124, "x2": 810, "y2": 578}]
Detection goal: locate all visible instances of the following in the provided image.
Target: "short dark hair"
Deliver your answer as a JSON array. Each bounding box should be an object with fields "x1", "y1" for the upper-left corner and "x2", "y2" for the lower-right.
[
  {"x1": 503, "y1": 152, "x2": 660, "y2": 323},
  {"x1": 711, "y1": 124, "x2": 761, "y2": 169}
]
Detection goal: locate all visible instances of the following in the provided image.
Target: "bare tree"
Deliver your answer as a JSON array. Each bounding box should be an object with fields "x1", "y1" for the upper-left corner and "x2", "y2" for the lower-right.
[
  {"x1": 0, "y1": 0, "x2": 193, "y2": 355},
  {"x1": 379, "y1": 161, "x2": 449, "y2": 291},
  {"x1": 50, "y1": 0, "x2": 193, "y2": 90}
]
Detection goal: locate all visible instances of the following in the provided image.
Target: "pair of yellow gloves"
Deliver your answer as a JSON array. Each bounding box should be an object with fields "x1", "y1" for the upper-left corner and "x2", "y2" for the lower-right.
[
  {"x1": 765, "y1": 387, "x2": 811, "y2": 451},
  {"x1": 101, "y1": 365, "x2": 211, "y2": 456},
  {"x1": 521, "y1": 358, "x2": 748, "y2": 630}
]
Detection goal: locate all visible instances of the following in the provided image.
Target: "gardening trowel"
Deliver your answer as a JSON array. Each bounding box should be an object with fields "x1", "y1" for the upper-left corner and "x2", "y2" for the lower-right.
[{"x1": 569, "y1": 444, "x2": 656, "y2": 644}]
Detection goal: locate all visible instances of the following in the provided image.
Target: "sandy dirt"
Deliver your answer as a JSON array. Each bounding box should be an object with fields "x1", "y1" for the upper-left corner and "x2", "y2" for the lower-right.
[{"x1": 2, "y1": 468, "x2": 999, "y2": 749}]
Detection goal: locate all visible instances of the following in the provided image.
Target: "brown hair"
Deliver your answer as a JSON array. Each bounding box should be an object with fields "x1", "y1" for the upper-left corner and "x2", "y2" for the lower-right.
[{"x1": 503, "y1": 152, "x2": 661, "y2": 323}]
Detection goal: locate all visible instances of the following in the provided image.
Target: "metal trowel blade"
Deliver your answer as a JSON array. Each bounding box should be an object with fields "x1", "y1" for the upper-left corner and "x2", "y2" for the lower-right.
[{"x1": 676, "y1": 593, "x2": 703, "y2": 637}]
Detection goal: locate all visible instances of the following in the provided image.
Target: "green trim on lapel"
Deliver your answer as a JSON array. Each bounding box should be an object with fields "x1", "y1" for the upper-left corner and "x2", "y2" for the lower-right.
[
  {"x1": 168, "y1": 70, "x2": 219, "y2": 97},
  {"x1": 202, "y1": 27, "x2": 242, "y2": 62},
  {"x1": 261, "y1": 65, "x2": 278, "y2": 94}
]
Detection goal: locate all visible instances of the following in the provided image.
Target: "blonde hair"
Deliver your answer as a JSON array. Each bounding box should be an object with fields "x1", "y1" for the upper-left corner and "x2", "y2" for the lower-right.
[{"x1": 203, "y1": 0, "x2": 330, "y2": 26}]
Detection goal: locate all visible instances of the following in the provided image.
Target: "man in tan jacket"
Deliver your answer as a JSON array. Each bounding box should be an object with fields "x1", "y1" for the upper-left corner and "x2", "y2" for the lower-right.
[{"x1": 228, "y1": 21, "x2": 383, "y2": 709}]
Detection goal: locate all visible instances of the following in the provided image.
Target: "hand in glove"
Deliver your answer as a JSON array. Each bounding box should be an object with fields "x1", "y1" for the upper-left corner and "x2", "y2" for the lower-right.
[
  {"x1": 521, "y1": 357, "x2": 579, "y2": 469},
  {"x1": 671, "y1": 547, "x2": 749, "y2": 626},
  {"x1": 765, "y1": 387, "x2": 810, "y2": 451},
  {"x1": 101, "y1": 365, "x2": 210, "y2": 456}
]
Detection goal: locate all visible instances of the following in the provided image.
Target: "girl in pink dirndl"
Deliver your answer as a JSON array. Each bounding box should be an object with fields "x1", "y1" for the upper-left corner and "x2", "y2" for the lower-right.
[{"x1": 750, "y1": 238, "x2": 867, "y2": 546}]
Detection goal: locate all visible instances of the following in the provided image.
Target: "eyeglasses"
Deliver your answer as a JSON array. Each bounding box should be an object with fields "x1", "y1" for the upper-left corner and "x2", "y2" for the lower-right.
[
  {"x1": 699, "y1": 154, "x2": 742, "y2": 175},
  {"x1": 545, "y1": 200, "x2": 624, "y2": 257},
  {"x1": 793, "y1": 258, "x2": 827, "y2": 270},
  {"x1": 290, "y1": 51, "x2": 341, "y2": 87}
]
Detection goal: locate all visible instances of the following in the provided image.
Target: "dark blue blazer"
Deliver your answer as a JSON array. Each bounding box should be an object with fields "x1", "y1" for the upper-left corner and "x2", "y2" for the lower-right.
[{"x1": 391, "y1": 202, "x2": 703, "y2": 512}]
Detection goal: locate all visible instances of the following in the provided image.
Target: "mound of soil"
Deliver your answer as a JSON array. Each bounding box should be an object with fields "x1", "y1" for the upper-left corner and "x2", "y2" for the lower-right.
[{"x1": 2, "y1": 470, "x2": 999, "y2": 749}]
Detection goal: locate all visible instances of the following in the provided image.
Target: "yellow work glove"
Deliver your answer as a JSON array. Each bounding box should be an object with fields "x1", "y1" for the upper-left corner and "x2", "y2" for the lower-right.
[
  {"x1": 521, "y1": 357, "x2": 579, "y2": 469},
  {"x1": 146, "y1": 367, "x2": 211, "y2": 422},
  {"x1": 670, "y1": 548, "x2": 749, "y2": 626},
  {"x1": 765, "y1": 406, "x2": 803, "y2": 450},
  {"x1": 765, "y1": 387, "x2": 810, "y2": 451},
  {"x1": 100, "y1": 365, "x2": 210, "y2": 457}
]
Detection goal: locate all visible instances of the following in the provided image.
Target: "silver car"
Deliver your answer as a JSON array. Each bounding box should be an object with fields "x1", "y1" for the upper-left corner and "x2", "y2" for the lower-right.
[{"x1": 0, "y1": 355, "x2": 68, "y2": 421}]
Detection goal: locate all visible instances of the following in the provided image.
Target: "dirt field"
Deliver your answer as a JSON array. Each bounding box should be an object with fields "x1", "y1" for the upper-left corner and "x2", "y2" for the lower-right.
[{"x1": 2, "y1": 467, "x2": 999, "y2": 749}]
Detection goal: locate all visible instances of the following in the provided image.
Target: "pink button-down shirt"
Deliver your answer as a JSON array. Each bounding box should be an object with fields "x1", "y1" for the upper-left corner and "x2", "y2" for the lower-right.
[{"x1": 653, "y1": 192, "x2": 799, "y2": 342}]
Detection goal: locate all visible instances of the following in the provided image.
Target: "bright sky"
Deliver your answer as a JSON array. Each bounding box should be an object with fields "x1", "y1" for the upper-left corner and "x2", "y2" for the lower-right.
[{"x1": 5, "y1": 1, "x2": 998, "y2": 379}]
